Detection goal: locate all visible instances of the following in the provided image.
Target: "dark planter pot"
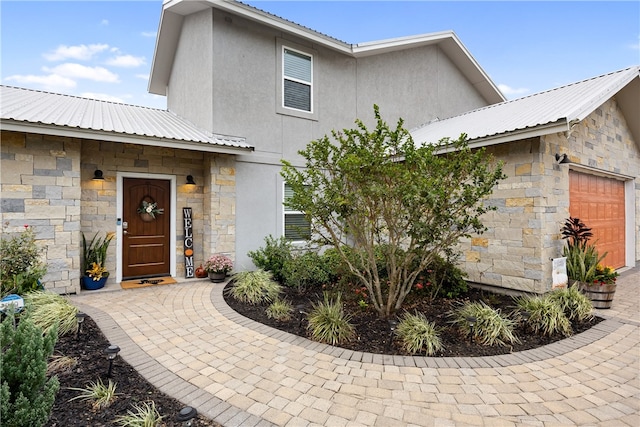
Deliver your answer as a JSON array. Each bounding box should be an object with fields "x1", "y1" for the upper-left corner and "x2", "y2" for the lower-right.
[
  {"x1": 82, "y1": 275, "x2": 108, "y2": 290},
  {"x1": 208, "y1": 272, "x2": 226, "y2": 283},
  {"x1": 577, "y1": 281, "x2": 616, "y2": 309}
]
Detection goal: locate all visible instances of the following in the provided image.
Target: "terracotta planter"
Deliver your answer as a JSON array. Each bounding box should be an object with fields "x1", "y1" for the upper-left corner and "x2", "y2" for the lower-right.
[
  {"x1": 208, "y1": 272, "x2": 226, "y2": 283},
  {"x1": 576, "y1": 281, "x2": 616, "y2": 309},
  {"x1": 82, "y1": 275, "x2": 108, "y2": 290}
]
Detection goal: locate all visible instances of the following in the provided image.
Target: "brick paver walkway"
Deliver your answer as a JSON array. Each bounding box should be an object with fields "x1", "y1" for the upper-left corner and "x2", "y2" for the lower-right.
[{"x1": 71, "y1": 267, "x2": 639, "y2": 426}]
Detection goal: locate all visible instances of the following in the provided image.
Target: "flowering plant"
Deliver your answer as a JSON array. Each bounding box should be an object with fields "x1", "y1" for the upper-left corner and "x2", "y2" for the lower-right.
[
  {"x1": 594, "y1": 265, "x2": 619, "y2": 285},
  {"x1": 86, "y1": 262, "x2": 108, "y2": 281},
  {"x1": 137, "y1": 200, "x2": 164, "y2": 219},
  {"x1": 204, "y1": 254, "x2": 233, "y2": 274}
]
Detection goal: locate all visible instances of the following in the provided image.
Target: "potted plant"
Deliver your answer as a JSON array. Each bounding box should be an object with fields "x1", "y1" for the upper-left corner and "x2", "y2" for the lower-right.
[
  {"x1": 81, "y1": 232, "x2": 115, "y2": 290},
  {"x1": 561, "y1": 217, "x2": 615, "y2": 308},
  {"x1": 204, "y1": 254, "x2": 233, "y2": 282}
]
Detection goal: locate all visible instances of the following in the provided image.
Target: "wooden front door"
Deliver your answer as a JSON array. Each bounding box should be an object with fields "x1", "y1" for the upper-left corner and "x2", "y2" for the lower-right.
[
  {"x1": 569, "y1": 170, "x2": 626, "y2": 268},
  {"x1": 123, "y1": 178, "x2": 171, "y2": 279}
]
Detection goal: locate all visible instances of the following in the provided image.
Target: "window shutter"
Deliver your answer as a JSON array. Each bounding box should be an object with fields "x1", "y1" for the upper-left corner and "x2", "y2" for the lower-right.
[{"x1": 284, "y1": 49, "x2": 311, "y2": 82}]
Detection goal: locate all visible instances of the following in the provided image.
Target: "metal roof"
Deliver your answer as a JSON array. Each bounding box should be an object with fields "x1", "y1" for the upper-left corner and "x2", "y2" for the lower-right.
[
  {"x1": 149, "y1": 0, "x2": 505, "y2": 104},
  {"x1": 0, "y1": 85, "x2": 253, "y2": 153},
  {"x1": 411, "y1": 66, "x2": 640, "y2": 148}
]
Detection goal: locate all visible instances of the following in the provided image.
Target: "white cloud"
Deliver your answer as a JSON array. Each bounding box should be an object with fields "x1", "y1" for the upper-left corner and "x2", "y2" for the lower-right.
[
  {"x1": 498, "y1": 84, "x2": 529, "y2": 97},
  {"x1": 630, "y1": 35, "x2": 640, "y2": 50},
  {"x1": 80, "y1": 92, "x2": 126, "y2": 103},
  {"x1": 43, "y1": 43, "x2": 109, "y2": 61},
  {"x1": 141, "y1": 31, "x2": 157, "y2": 38},
  {"x1": 101, "y1": 19, "x2": 109, "y2": 26},
  {"x1": 105, "y1": 55, "x2": 146, "y2": 68},
  {"x1": 43, "y1": 63, "x2": 120, "y2": 83},
  {"x1": 4, "y1": 74, "x2": 77, "y2": 92},
  {"x1": 135, "y1": 73, "x2": 149, "y2": 80}
]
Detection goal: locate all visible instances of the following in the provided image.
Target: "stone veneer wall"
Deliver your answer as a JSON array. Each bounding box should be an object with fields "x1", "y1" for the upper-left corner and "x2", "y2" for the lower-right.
[
  {"x1": 461, "y1": 97, "x2": 639, "y2": 294},
  {"x1": 1, "y1": 131, "x2": 82, "y2": 294},
  {"x1": 81, "y1": 140, "x2": 230, "y2": 280},
  {"x1": 203, "y1": 154, "x2": 236, "y2": 261}
]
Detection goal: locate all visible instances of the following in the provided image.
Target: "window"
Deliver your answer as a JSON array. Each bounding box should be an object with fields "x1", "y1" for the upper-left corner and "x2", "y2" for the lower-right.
[
  {"x1": 283, "y1": 47, "x2": 312, "y2": 112},
  {"x1": 284, "y1": 183, "x2": 311, "y2": 241}
]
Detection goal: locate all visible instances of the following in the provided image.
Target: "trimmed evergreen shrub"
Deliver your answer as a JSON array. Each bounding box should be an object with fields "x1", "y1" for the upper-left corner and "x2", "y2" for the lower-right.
[
  {"x1": 282, "y1": 251, "x2": 331, "y2": 292},
  {"x1": 0, "y1": 312, "x2": 60, "y2": 427},
  {"x1": 247, "y1": 235, "x2": 292, "y2": 283}
]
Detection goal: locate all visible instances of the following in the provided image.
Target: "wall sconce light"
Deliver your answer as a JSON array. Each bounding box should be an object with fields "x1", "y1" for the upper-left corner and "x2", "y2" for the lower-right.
[
  {"x1": 92, "y1": 170, "x2": 105, "y2": 180},
  {"x1": 186, "y1": 175, "x2": 196, "y2": 186},
  {"x1": 176, "y1": 406, "x2": 198, "y2": 427},
  {"x1": 105, "y1": 344, "x2": 120, "y2": 377},
  {"x1": 555, "y1": 153, "x2": 570, "y2": 164}
]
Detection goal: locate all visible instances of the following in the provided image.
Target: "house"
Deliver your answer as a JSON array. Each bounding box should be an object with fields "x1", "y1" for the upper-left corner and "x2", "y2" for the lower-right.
[
  {"x1": 1, "y1": 0, "x2": 637, "y2": 295},
  {"x1": 1, "y1": 0, "x2": 503, "y2": 294},
  {"x1": 411, "y1": 66, "x2": 640, "y2": 293}
]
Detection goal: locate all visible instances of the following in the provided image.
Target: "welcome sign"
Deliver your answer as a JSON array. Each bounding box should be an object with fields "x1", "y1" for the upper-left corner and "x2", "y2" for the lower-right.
[{"x1": 183, "y1": 208, "x2": 194, "y2": 278}]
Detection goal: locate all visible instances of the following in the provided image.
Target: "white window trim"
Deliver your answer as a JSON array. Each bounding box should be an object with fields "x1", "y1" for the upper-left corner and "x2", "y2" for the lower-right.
[{"x1": 276, "y1": 38, "x2": 318, "y2": 121}]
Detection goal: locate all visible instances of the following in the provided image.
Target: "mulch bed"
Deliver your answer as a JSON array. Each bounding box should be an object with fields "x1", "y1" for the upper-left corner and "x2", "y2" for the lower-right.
[
  {"x1": 46, "y1": 317, "x2": 221, "y2": 427},
  {"x1": 224, "y1": 283, "x2": 604, "y2": 357}
]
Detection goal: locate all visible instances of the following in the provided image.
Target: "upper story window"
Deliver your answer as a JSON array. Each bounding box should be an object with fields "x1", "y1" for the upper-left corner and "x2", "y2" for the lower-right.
[{"x1": 283, "y1": 47, "x2": 313, "y2": 112}]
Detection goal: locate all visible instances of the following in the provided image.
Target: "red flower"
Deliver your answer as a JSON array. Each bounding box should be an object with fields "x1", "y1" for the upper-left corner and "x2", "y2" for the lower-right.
[
  {"x1": 24, "y1": 224, "x2": 29, "y2": 229},
  {"x1": 415, "y1": 283, "x2": 424, "y2": 290}
]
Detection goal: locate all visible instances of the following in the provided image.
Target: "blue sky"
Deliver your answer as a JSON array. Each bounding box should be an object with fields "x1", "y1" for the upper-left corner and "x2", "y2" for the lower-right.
[{"x1": 2, "y1": 1, "x2": 638, "y2": 110}]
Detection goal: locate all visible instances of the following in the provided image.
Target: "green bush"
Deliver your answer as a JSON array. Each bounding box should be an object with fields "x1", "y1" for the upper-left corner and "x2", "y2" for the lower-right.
[
  {"x1": 0, "y1": 313, "x2": 59, "y2": 427},
  {"x1": 282, "y1": 251, "x2": 331, "y2": 292},
  {"x1": 307, "y1": 292, "x2": 355, "y2": 345},
  {"x1": 247, "y1": 235, "x2": 293, "y2": 283},
  {"x1": 24, "y1": 291, "x2": 79, "y2": 337},
  {"x1": 515, "y1": 295, "x2": 572, "y2": 337},
  {"x1": 0, "y1": 225, "x2": 46, "y2": 296},
  {"x1": 266, "y1": 299, "x2": 294, "y2": 321},
  {"x1": 450, "y1": 301, "x2": 520, "y2": 347},
  {"x1": 547, "y1": 286, "x2": 593, "y2": 321},
  {"x1": 227, "y1": 269, "x2": 282, "y2": 305},
  {"x1": 396, "y1": 311, "x2": 443, "y2": 356}
]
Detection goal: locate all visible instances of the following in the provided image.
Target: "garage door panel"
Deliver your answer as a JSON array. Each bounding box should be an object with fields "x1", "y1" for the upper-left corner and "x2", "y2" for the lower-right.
[{"x1": 569, "y1": 171, "x2": 625, "y2": 269}]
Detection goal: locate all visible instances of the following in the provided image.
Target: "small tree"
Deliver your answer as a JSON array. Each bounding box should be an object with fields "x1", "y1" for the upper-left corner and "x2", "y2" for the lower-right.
[
  {"x1": 281, "y1": 105, "x2": 505, "y2": 317},
  {"x1": 0, "y1": 312, "x2": 60, "y2": 427}
]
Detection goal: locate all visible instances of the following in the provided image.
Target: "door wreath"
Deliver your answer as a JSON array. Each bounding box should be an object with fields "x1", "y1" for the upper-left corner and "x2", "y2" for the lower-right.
[{"x1": 137, "y1": 197, "x2": 164, "y2": 221}]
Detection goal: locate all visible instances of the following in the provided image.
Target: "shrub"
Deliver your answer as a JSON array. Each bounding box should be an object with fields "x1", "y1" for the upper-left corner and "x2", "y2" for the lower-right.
[
  {"x1": 116, "y1": 401, "x2": 163, "y2": 427},
  {"x1": 282, "y1": 251, "x2": 331, "y2": 292},
  {"x1": 24, "y1": 291, "x2": 79, "y2": 337},
  {"x1": 266, "y1": 299, "x2": 294, "y2": 321},
  {"x1": 247, "y1": 235, "x2": 293, "y2": 283},
  {"x1": 0, "y1": 225, "x2": 46, "y2": 296},
  {"x1": 428, "y1": 255, "x2": 468, "y2": 299},
  {"x1": 450, "y1": 301, "x2": 520, "y2": 347},
  {"x1": 227, "y1": 269, "x2": 281, "y2": 305},
  {"x1": 547, "y1": 286, "x2": 593, "y2": 321},
  {"x1": 68, "y1": 379, "x2": 118, "y2": 410},
  {"x1": 307, "y1": 292, "x2": 355, "y2": 345},
  {"x1": 0, "y1": 313, "x2": 59, "y2": 427},
  {"x1": 396, "y1": 311, "x2": 443, "y2": 356},
  {"x1": 515, "y1": 295, "x2": 572, "y2": 337}
]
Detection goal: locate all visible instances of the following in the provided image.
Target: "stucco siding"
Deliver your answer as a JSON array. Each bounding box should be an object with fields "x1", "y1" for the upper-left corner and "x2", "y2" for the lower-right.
[{"x1": 167, "y1": 8, "x2": 214, "y2": 132}]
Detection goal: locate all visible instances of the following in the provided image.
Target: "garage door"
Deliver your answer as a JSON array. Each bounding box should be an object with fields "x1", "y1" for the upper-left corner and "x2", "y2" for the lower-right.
[{"x1": 569, "y1": 170, "x2": 625, "y2": 268}]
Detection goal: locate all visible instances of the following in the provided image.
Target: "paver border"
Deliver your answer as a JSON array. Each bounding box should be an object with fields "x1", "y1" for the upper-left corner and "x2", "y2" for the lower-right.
[{"x1": 212, "y1": 283, "x2": 627, "y2": 369}]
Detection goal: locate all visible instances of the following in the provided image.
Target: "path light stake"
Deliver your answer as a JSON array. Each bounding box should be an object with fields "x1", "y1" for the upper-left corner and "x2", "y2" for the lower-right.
[
  {"x1": 521, "y1": 311, "x2": 531, "y2": 331},
  {"x1": 387, "y1": 319, "x2": 398, "y2": 351},
  {"x1": 296, "y1": 304, "x2": 306, "y2": 331},
  {"x1": 466, "y1": 316, "x2": 477, "y2": 344},
  {"x1": 105, "y1": 344, "x2": 120, "y2": 378},
  {"x1": 176, "y1": 406, "x2": 198, "y2": 427},
  {"x1": 76, "y1": 312, "x2": 87, "y2": 339}
]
